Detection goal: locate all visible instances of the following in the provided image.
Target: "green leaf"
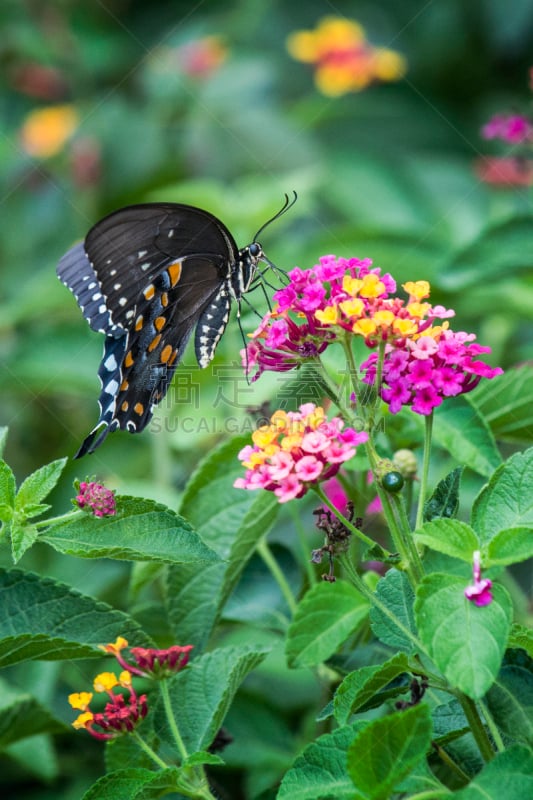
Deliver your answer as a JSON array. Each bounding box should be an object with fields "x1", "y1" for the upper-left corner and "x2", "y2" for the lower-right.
[
  {"x1": 485, "y1": 651, "x2": 533, "y2": 747},
  {"x1": 0, "y1": 460, "x2": 16, "y2": 508},
  {"x1": 442, "y1": 217, "x2": 533, "y2": 290},
  {"x1": 369, "y1": 569, "x2": 419, "y2": 653},
  {"x1": 432, "y1": 396, "x2": 501, "y2": 477},
  {"x1": 19, "y1": 502, "x2": 51, "y2": 519},
  {"x1": 183, "y1": 751, "x2": 224, "y2": 767},
  {"x1": 15, "y1": 457, "x2": 67, "y2": 509},
  {"x1": 81, "y1": 767, "x2": 185, "y2": 800},
  {"x1": 334, "y1": 653, "x2": 410, "y2": 724},
  {"x1": 423, "y1": 466, "x2": 463, "y2": 521},
  {"x1": 286, "y1": 581, "x2": 370, "y2": 668},
  {"x1": 472, "y1": 448, "x2": 533, "y2": 546},
  {"x1": 0, "y1": 568, "x2": 151, "y2": 667},
  {"x1": 277, "y1": 722, "x2": 368, "y2": 800},
  {"x1": 10, "y1": 522, "x2": 39, "y2": 563},
  {"x1": 453, "y1": 745, "x2": 533, "y2": 800},
  {"x1": 0, "y1": 676, "x2": 67, "y2": 747},
  {"x1": 0, "y1": 428, "x2": 7, "y2": 458},
  {"x1": 414, "y1": 574, "x2": 512, "y2": 698},
  {"x1": 155, "y1": 645, "x2": 269, "y2": 755},
  {"x1": 414, "y1": 519, "x2": 479, "y2": 562},
  {"x1": 470, "y1": 366, "x2": 533, "y2": 445},
  {"x1": 166, "y1": 491, "x2": 279, "y2": 651},
  {"x1": 346, "y1": 704, "x2": 433, "y2": 800},
  {"x1": 5, "y1": 734, "x2": 59, "y2": 782},
  {"x1": 0, "y1": 504, "x2": 13, "y2": 525},
  {"x1": 431, "y1": 699, "x2": 469, "y2": 745},
  {"x1": 487, "y1": 527, "x2": 533, "y2": 567},
  {"x1": 42, "y1": 496, "x2": 219, "y2": 565},
  {"x1": 509, "y1": 623, "x2": 533, "y2": 658}
]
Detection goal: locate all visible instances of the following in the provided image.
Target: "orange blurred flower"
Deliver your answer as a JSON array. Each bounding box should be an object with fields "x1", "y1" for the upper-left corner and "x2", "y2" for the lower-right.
[
  {"x1": 20, "y1": 104, "x2": 79, "y2": 158},
  {"x1": 287, "y1": 17, "x2": 406, "y2": 97}
]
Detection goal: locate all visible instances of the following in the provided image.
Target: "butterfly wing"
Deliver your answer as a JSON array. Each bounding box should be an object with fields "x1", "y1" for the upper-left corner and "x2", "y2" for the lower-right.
[
  {"x1": 75, "y1": 254, "x2": 230, "y2": 457},
  {"x1": 57, "y1": 203, "x2": 238, "y2": 336}
]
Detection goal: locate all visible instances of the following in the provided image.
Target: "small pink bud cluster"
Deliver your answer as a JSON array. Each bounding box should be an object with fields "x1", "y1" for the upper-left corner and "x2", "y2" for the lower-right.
[
  {"x1": 75, "y1": 481, "x2": 116, "y2": 517},
  {"x1": 482, "y1": 114, "x2": 533, "y2": 144},
  {"x1": 100, "y1": 636, "x2": 194, "y2": 680},
  {"x1": 234, "y1": 404, "x2": 368, "y2": 503}
]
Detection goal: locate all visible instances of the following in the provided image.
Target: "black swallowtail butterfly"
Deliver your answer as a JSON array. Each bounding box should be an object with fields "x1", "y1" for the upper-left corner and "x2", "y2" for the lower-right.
[{"x1": 57, "y1": 195, "x2": 295, "y2": 457}]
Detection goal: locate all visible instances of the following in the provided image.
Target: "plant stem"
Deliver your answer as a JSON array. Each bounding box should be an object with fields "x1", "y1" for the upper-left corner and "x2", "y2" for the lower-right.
[
  {"x1": 130, "y1": 730, "x2": 168, "y2": 769},
  {"x1": 35, "y1": 509, "x2": 85, "y2": 529},
  {"x1": 314, "y1": 486, "x2": 376, "y2": 550},
  {"x1": 478, "y1": 698, "x2": 505, "y2": 753},
  {"x1": 390, "y1": 493, "x2": 424, "y2": 582},
  {"x1": 159, "y1": 679, "x2": 189, "y2": 762},
  {"x1": 257, "y1": 537, "x2": 298, "y2": 616},
  {"x1": 415, "y1": 412, "x2": 433, "y2": 530},
  {"x1": 432, "y1": 743, "x2": 471, "y2": 784},
  {"x1": 457, "y1": 692, "x2": 495, "y2": 762}
]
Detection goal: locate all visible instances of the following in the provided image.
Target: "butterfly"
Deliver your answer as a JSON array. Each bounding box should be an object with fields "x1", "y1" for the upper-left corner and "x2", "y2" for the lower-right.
[{"x1": 57, "y1": 195, "x2": 295, "y2": 457}]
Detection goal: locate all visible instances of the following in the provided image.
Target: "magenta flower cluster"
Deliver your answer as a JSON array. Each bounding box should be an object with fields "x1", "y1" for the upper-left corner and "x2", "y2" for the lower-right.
[
  {"x1": 234, "y1": 403, "x2": 368, "y2": 503},
  {"x1": 482, "y1": 114, "x2": 533, "y2": 144},
  {"x1": 360, "y1": 330, "x2": 503, "y2": 416},
  {"x1": 76, "y1": 481, "x2": 116, "y2": 517}
]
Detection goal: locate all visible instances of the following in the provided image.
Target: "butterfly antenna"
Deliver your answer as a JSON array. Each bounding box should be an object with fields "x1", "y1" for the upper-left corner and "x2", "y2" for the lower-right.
[{"x1": 253, "y1": 191, "x2": 297, "y2": 242}]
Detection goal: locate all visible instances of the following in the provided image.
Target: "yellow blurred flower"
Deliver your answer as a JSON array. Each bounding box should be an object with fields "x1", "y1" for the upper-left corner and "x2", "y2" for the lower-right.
[
  {"x1": 20, "y1": 104, "x2": 78, "y2": 158},
  {"x1": 287, "y1": 17, "x2": 406, "y2": 97}
]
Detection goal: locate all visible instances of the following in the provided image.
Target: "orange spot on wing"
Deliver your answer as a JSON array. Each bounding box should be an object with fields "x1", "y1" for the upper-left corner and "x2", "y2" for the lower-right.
[
  {"x1": 154, "y1": 316, "x2": 166, "y2": 331},
  {"x1": 121, "y1": 401, "x2": 129, "y2": 412},
  {"x1": 120, "y1": 380, "x2": 129, "y2": 391},
  {"x1": 160, "y1": 344, "x2": 173, "y2": 363},
  {"x1": 161, "y1": 292, "x2": 169, "y2": 307},
  {"x1": 167, "y1": 261, "x2": 182, "y2": 287},
  {"x1": 124, "y1": 351, "x2": 134, "y2": 368},
  {"x1": 168, "y1": 349, "x2": 178, "y2": 366},
  {"x1": 134, "y1": 402, "x2": 144, "y2": 415},
  {"x1": 143, "y1": 284, "x2": 155, "y2": 300},
  {"x1": 135, "y1": 315, "x2": 144, "y2": 331},
  {"x1": 148, "y1": 333, "x2": 162, "y2": 353}
]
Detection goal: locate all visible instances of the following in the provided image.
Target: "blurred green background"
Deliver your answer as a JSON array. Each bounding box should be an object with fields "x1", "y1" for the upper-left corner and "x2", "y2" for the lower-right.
[{"x1": 1, "y1": 1, "x2": 533, "y2": 795}]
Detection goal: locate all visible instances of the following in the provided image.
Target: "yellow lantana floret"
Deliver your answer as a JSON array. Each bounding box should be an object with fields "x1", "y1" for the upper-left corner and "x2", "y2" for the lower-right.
[
  {"x1": 342, "y1": 275, "x2": 363, "y2": 296},
  {"x1": 393, "y1": 318, "x2": 418, "y2": 337},
  {"x1": 68, "y1": 691, "x2": 93, "y2": 711},
  {"x1": 93, "y1": 672, "x2": 119, "y2": 693},
  {"x1": 72, "y1": 711, "x2": 94, "y2": 730},
  {"x1": 403, "y1": 280, "x2": 430, "y2": 301},
  {"x1": 353, "y1": 318, "x2": 377, "y2": 337},
  {"x1": 406, "y1": 302, "x2": 431, "y2": 319},
  {"x1": 359, "y1": 273, "x2": 386, "y2": 298},
  {"x1": 339, "y1": 298, "x2": 365, "y2": 318},
  {"x1": 99, "y1": 636, "x2": 128, "y2": 655},
  {"x1": 315, "y1": 305, "x2": 339, "y2": 325},
  {"x1": 372, "y1": 310, "x2": 396, "y2": 327}
]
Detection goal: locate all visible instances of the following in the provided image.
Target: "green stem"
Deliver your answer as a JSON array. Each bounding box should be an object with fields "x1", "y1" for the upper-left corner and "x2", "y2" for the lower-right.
[
  {"x1": 130, "y1": 730, "x2": 168, "y2": 769},
  {"x1": 35, "y1": 509, "x2": 85, "y2": 529},
  {"x1": 257, "y1": 538, "x2": 298, "y2": 616},
  {"x1": 457, "y1": 692, "x2": 495, "y2": 762},
  {"x1": 160, "y1": 680, "x2": 189, "y2": 762},
  {"x1": 314, "y1": 486, "x2": 376, "y2": 550},
  {"x1": 478, "y1": 698, "x2": 505, "y2": 753},
  {"x1": 432, "y1": 743, "x2": 471, "y2": 784},
  {"x1": 415, "y1": 412, "x2": 433, "y2": 530},
  {"x1": 390, "y1": 493, "x2": 424, "y2": 583},
  {"x1": 408, "y1": 791, "x2": 452, "y2": 800}
]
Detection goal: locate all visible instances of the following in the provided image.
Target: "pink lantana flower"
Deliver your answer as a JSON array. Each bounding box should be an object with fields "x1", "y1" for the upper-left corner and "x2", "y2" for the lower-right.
[
  {"x1": 234, "y1": 404, "x2": 367, "y2": 503},
  {"x1": 464, "y1": 551, "x2": 493, "y2": 607}
]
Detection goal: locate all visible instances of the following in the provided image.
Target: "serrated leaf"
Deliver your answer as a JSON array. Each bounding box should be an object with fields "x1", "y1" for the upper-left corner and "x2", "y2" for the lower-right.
[
  {"x1": 334, "y1": 653, "x2": 409, "y2": 724},
  {"x1": 346, "y1": 704, "x2": 433, "y2": 800},
  {"x1": 42, "y1": 496, "x2": 219, "y2": 565},
  {"x1": 414, "y1": 574, "x2": 512, "y2": 698},
  {"x1": 286, "y1": 581, "x2": 369, "y2": 668},
  {"x1": 472, "y1": 448, "x2": 533, "y2": 546},
  {"x1": 431, "y1": 699, "x2": 469, "y2": 745},
  {"x1": 10, "y1": 522, "x2": 39, "y2": 563},
  {"x1": 81, "y1": 767, "x2": 184, "y2": 800},
  {"x1": 423, "y1": 467, "x2": 463, "y2": 521},
  {"x1": 369, "y1": 569, "x2": 419, "y2": 654},
  {"x1": 453, "y1": 745, "x2": 533, "y2": 800},
  {"x1": 485, "y1": 649, "x2": 533, "y2": 747},
  {"x1": 277, "y1": 722, "x2": 368, "y2": 800},
  {"x1": 0, "y1": 460, "x2": 16, "y2": 508},
  {"x1": 487, "y1": 527, "x2": 533, "y2": 567},
  {"x1": 470, "y1": 366, "x2": 533, "y2": 444},
  {"x1": 155, "y1": 645, "x2": 269, "y2": 755},
  {"x1": 509, "y1": 623, "x2": 533, "y2": 658},
  {"x1": 0, "y1": 568, "x2": 151, "y2": 667},
  {"x1": 19, "y1": 502, "x2": 51, "y2": 519},
  {"x1": 432, "y1": 397, "x2": 501, "y2": 477},
  {"x1": 414, "y1": 519, "x2": 479, "y2": 562},
  {"x1": 0, "y1": 676, "x2": 67, "y2": 746},
  {"x1": 15, "y1": 457, "x2": 67, "y2": 509}
]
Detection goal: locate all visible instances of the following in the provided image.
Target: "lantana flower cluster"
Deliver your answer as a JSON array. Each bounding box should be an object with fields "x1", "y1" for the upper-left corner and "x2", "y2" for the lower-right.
[
  {"x1": 287, "y1": 17, "x2": 406, "y2": 97},
  {"x1": 75, "y1": 480, "x2": 116, "y2": 517},
  {"x1": 69, "y1": 670, "x2": 147, "y2": 741},
  {"x1": 234, "y1": 403, "x2": 367, "y2": 503},
  {"x1": 244, "y1": 255, "x2": 453, "y2": 382},
  {"x1": 361, "y1": 328, "x2": 503, "y2": 415},
  {"x1": 101, "y1": 636, "x2": 193, "y2": 680}
]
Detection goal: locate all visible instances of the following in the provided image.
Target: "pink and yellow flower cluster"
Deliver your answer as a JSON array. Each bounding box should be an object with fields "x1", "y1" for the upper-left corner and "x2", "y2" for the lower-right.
[
  {"x1": 69, "y1": 670, "x2": 147, "y2": 741},
  {"x1": 287, "y1": 17, "x2": 406, "y2": 97},
  {"x1": 234, "y1": 403, "x2": 367, "y2": 503},
  {"x1": 244, "y1": 255, "x2": 453, "y2": 382}
]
